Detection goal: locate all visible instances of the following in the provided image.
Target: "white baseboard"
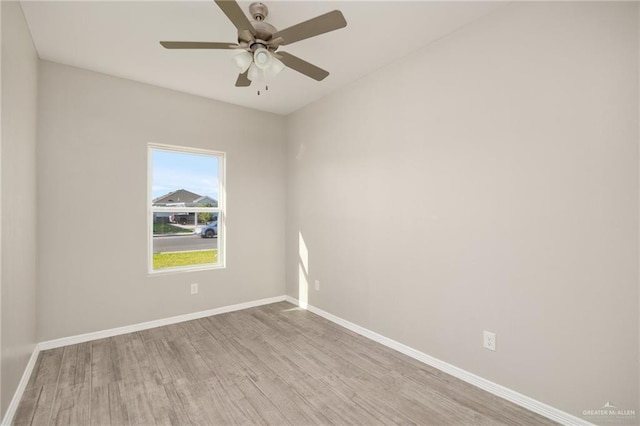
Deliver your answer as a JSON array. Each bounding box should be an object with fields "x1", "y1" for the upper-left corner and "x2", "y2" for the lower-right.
[
  {"x1": 284, "y1": 296, "x2": 592, "y2": 426},
  {"x1": 39, "y1": 295, "x2": 286, "y2": 350},
  {"x1": 2, "y1": 295, "x2": 286, "y2": 426},
  {"x1": 2, "y1": 346, "x2": 40, "y2": 426}
]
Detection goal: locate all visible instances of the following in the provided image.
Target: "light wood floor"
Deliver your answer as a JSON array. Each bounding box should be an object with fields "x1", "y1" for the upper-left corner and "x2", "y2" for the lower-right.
[{"x1": 14, "y1": 302, "x2": 557, "y2": 425}]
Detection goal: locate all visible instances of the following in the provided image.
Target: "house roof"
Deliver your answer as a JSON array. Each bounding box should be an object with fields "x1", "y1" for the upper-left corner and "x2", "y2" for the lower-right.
[
  {"x1": 153, "y1": 189, "x2": 202, "y2": 205},
  {"x1": 194, "y1": 195, "x2": 218, "y2": 207}
]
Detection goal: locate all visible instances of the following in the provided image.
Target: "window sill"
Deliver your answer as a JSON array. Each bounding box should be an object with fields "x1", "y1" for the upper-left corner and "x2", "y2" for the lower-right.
[{"x1": 148, "y1": 263, "x2": 226, "y2": 276}]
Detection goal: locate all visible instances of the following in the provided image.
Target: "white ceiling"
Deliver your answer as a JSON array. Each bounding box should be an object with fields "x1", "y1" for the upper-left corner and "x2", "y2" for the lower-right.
[{"x1": 20, "y1": 1, "x2": 503, "y2": 115}]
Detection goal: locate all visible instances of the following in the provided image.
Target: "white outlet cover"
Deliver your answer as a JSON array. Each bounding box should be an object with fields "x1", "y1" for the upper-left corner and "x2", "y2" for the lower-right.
[
  {"x1": 191, "y1": 283, "x2": 198, "y2": 294},
  {"x1": 314, "y1": 280, "x2": 320, "y2": 291},
  {"x1": 483, "y1": 331, "x2": 496, "y2": 351}
]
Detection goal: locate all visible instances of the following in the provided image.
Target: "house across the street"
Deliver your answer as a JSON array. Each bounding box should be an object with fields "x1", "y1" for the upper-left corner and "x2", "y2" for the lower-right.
[{"x1": 153, "y1": 189, "x2": 218, "y2": 224}]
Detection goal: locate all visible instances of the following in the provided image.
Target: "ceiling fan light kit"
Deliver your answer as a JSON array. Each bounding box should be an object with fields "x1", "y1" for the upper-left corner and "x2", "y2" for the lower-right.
[
  {"x1": 233, "y1": 51, "x2": 253, "y2": 73},
  {"x1": 253, "y1": 48, "x2": 271, "y2": 69},
  {"x1": 248, "y1": 62, "x2": 263, "y2": 82},
  {"x1": 247, "y1": 48, "x2": 285, "y2": 82},
  {"x1": 160, "y1": 0, "x2": 347, "y2": 88},
  {"x1": 266, "y1": 56, "x2": 286, "y2": 78}
]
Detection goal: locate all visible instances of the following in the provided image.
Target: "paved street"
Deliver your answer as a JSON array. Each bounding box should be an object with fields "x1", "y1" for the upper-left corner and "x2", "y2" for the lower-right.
[{"x1": 153, "y1": 235, "x2": 217, "y2": 253}]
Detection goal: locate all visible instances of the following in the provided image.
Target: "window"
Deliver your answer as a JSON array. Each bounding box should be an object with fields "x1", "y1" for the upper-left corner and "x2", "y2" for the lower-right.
[{"x1": 148, "y1": 144, "x2": 225, "y2": 273}]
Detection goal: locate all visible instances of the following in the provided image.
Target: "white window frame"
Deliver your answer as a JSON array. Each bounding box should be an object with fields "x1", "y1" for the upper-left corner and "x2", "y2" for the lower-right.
[{"x1": 148, "y1": 143, "x2": 226, "y2": 274}]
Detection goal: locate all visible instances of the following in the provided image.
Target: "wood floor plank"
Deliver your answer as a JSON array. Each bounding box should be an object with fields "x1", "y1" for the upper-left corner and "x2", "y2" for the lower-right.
[
  {"x1": 12, "y1": 386, "x2": 41, "y2": 426},
  {"x1": 89, "y1": 384, "x2": 110, "y2": 426},
  {"x1": 154, "y1": 336, "x2": 215, "y2": 383},
  {"x1": 130, "y1": 380, "x2": 185, "y2": 425},
  {"x1": 201, "y1": 378, "x2": 254, "y2": 425},
  {"x1": 137, "y1": 323, "x2": 182, "y2": 343},
  {"x1": 140, "y1": 337, "x2": 173, "y2": 386},
  {"x1": 189, "y1": 334, "x2": 249, "y2": 385},
  {"x1": 14, "y1": 302, "x2": 560, "y2": 426},
  {"x1": 291, "y1": 376, "x2": 387, "y2": 426},
  {"x1": 119, "y1": 381, "x2": 156, "y2": 426},
  {"x1": 169, "y1": 378, "x2": 225, "y2": 425},
  {"x1": 28, "y1": 385, "x2": 58, "y2": 426},
  {"x1": 320, "y1": 373, "x2": 421, "y2": 425},
  {"x1": 25, "y1": 349, "x2": 63, "y2": 389},
  {"x1": 176, "y1": 317, "x2": 210, "y2": 337},
  {"x1": 229, "y1": 334, "x2": 310, "y2": 383},
  {"x1": 49, "y1": 384, "x2": 90, "y2": 426},
  {"x1": 57, "y1": 343, "x2": 91, "y2": 389},
  {"x1": 288, "y1": 333, "x2": 371, "y2": 379},
  {"x1": 161, "y1": 381, "x2": 198, "y2": 425},
  {"x1": 250, "y1": 375, "x2": 332, "y2": 425},
  {"x1": 234, "y1": 377, "x2": 290, "y2": 425},
  {"x1": 91, "y1": 338, "x2": 121, "y2": 388},
  {"x1": 202, "y1": 312, "x2": 250, "y2": 340}
]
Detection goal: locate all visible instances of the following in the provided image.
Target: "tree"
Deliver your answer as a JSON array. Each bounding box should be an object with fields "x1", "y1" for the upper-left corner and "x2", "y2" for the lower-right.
[{"x1": 197, "y1": 204, "x2": 214, "y2": 224}]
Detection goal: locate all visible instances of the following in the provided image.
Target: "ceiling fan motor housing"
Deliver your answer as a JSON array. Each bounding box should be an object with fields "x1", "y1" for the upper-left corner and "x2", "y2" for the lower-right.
[
  {"x1": 249, "y1": 2, "x2": 268, "y2": 21},
  {"x1": 239, "y1": 2, "x2": 279, "y2": 51},
  {"x1": 242, "y1": 21, "x2": 277, "y2": 48}
]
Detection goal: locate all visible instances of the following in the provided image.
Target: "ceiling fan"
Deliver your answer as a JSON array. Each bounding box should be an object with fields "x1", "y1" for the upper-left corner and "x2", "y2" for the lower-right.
[{"x1": 160, "y1": 1, "x2": 347, "y2": 87}]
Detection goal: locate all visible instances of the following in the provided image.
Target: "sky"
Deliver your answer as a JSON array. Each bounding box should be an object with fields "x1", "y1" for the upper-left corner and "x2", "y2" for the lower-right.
[{"x1": 152, "y1": 149, "x2": 220, "y2": 201}]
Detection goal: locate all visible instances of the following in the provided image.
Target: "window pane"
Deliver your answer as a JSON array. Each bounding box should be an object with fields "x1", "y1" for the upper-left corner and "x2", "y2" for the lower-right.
[
  {"x1": 151, "y1": 149, "x2": 220, "y2": 208},
  {"x1": 152, "y1": 211, "x2": 219, "y2": 270}
]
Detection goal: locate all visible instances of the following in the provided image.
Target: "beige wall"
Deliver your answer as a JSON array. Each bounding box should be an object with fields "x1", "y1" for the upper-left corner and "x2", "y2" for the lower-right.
[
  {"x1": 36, "y1": 61, "x2": 286, "y2": 341},
  {"x1": 1, "y1": 1, "x2": 38, "y2": 415},
  {"x1": 286, "y1": 2, "x2": 639, "y2": 420}
]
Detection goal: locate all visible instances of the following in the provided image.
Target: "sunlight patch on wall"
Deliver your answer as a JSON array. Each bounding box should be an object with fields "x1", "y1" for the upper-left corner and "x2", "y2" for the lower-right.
[{"x1": 299, "y1": 232, "x2": 309, "y2": 308}]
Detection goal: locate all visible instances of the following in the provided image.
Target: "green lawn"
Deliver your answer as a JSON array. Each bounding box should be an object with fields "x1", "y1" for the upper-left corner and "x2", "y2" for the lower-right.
[
  {"x1": 153, "y1": 223, "x2": 192, "y2": 234},
  {"x1": 153, "y1": 249, "x2": 218, "y2": 269}
]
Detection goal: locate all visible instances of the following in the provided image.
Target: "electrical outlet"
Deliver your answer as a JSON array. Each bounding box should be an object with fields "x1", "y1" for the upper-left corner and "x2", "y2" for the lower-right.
[
  {"x1": 314, "y1": 280, "x2": 320, "y2": 291},
  {"x1": 483, "y1": 331, "x2": 496, "y2": 351},
  {"x1": 190, "y1": 283, "x2": 198, "y2": 295}
]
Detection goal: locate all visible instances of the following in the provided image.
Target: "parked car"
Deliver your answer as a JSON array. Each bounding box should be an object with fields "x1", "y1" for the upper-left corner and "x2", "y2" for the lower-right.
[
  {"x1": 199, "y1": 221, "x2": 218, "y2": 238},
  {"x1": 170, "y1": 213, "x2": 195, "y2": 225}
]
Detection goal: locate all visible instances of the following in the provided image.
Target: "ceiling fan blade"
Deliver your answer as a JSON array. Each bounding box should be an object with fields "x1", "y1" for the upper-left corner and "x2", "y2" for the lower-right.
[
  {"x1": 273, "y1": 10, "x2": 346, "y2": 46},
  {"x1": 214, "y1": 0, "x2": 256, "y2": 37},
  {"x1": 160, "y1": 41, "x2": 239, "y2": 49},
  {"x1": 267, "y1": 37, "x2": 284, "y2": 48},
  {"x1": 278, "y1": 51, "x2": 329, "y2": 81},
  {"x1": 235, "y1": 70, "x2": 251, "y2": 87},
  {"x1": 238, "y1": 29, "x2": 255, "y2": 44}
]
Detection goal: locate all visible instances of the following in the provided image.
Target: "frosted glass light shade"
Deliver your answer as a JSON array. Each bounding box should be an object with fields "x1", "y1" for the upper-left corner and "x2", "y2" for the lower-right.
[
  {"x1": 247, "y1": 62, "x2": 264, "y2": 81},
  {"x1": 233, "y1": 51, "x2": 253, "y2": 73},
  {"x1": 253, "y1": 47, "x2": 272, "y2": 70},
  {"x1": 264, "y1": 56, "x2": 285, "y2": 79}
]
